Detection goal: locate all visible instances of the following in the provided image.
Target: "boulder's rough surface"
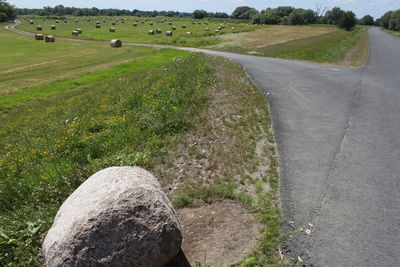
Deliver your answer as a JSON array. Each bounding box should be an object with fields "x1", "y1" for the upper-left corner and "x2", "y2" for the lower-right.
[{"x1": 43, "y1": 166, "x2": 182, "y2": 267}]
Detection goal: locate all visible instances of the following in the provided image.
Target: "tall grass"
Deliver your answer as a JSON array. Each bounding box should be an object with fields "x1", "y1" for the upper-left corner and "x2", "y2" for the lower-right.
[{"x1": 0, "y1": 54, "x2": 213, "y2": 264}]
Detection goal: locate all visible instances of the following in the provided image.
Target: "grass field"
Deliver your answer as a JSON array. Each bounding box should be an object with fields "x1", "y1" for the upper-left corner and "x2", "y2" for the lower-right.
[
  {"x1": 0, "y1": 26, "x2": 193, "y2": 117},
  {"x1": 0, "y1": 24, "x2": 280, "y2": 266},
  {"x1": 16, "y1": 16, "x2": 257, "y2": 47},
  {"x1": 15, "y1": 17, "x2": 369, "y2": 65}
]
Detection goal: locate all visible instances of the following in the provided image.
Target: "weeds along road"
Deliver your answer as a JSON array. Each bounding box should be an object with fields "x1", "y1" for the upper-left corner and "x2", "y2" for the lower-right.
[{"x1": 6, "y1": 22, "x2": 400, "y2": 266}]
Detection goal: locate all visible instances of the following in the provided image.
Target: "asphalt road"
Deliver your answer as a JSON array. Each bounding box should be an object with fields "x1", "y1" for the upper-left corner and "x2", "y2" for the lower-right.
[
  {"x1": 5, "y1": 23, "x2": 400, "y2": 266},
  {"x1": 223, "y1": 28, "x2": 400, "y2": 266}
]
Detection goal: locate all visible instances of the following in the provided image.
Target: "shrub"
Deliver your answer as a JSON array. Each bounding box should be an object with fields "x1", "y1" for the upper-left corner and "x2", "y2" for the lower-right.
[
  {"x1": 358, "y1": 15, "x2": 375, "y2": 25},
  {"x1": 338, "y1": 11, "x2": 357, "y2": 31},
  {"x1": 0, "y1": 0, "x2": 17, "y2": 22},
  {"x1": 192, "y1": 9, "x2": 207, "y2": 19}
]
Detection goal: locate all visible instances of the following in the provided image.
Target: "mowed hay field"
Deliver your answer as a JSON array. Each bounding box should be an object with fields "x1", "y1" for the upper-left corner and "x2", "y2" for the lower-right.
[
  {"x1": 16, "y1": 16, "x2": 370, "y2": 65},
  {"x1": 16, "y1": 16, "x2": 257, "y2": 47},
  {"x1": 0, "y1": 22, "x2": 280, "y2": 266},
  {"x1": 0, "y1": 24, "x2": 189, "y2": 114}
]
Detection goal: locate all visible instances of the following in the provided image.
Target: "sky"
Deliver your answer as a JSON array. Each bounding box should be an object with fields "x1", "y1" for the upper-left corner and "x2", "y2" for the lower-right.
[{"x1": 7, "y1": 0, "x2": 400, "y2": 19}]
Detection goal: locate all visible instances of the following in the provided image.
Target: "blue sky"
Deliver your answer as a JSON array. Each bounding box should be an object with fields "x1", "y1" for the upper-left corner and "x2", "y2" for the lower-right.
[{"x1": 8, "y1": 0, "x2": 400, "y2": 19}]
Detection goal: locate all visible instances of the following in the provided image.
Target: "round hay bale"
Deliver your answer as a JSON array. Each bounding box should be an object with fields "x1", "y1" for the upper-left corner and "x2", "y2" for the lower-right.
[
  {"x1": 204, "y1": 22, "x2": 209, "y2": 25},
  {"x1": 215, "y1": 29, "x2": 220, "y2": 33},
  {"x1": 186, "y1": 32, "x2": 192, "y2": 35},
  {"x1": 35, "y1": 34, "x2": 44, "y2": 40},
  {"x1": 29, "y1": 20, "x2": 34, "y2": 24},
  {"x1": 231, "y1": 27, "x2": 235, "y2": 30},
  {"x1": 55, "y1": 20, "x2": 59, "y2": 23},
  {"x1": 75, "y1": 20, "x2": 79, "y2": 23},
  {"x1": 45, "y1": 35, "x2": 55, "y2": 42},
  {"x1": 95, "y1": 24, "x2": 101, "y2": 28},
  {"x1": 182, "y1": 25, "x2": 187, "y2": 28},
  {"x1": 168, "y1": 22, "x2": 172, "y2": 25},
  {"x1": 148, "y1": 30, "x2": 155, "y2": 35},
  {"x1": 166, "y1": 31, "x2": 173, "y2": 36},
  {"x1": 36, "y1": 25, "x2": 42, "y2": 31},
  {"x1": 72, "y1": 30, "x2": 79, "y2": 36},
  {"x1": 149, "y1": 22, "x2": 153, "y2": 26},
  {"x1": 172, "y1": 26, "x2": 177, "y2": 30},
  {"x1": 76, "y1": 28, "x2": 82, "y2": 33},
  {"x1": 51, "y1": 25, "x2": 56, "y2": 30},
  {"x1": 110, "y1": 39, "x2": 122, "y2": 48},
  {"x1": 64, "y1": 20, "x2": 67, "y2": 23},
  {"x1": 112, "y1": 22, "x2": 116, "y2": 25},
  {"x1": 109, "y1": 27, "x2": 116, "y2": 32},
  {"x1": 205, "y1": 27, "x2": 209, "y2": 31},
  {"x1": 156, "y1": 29, "x2": 162, "y2": 34},
  {"x1": 133, "y1": 23, "x2": 137, "y2": 27}
]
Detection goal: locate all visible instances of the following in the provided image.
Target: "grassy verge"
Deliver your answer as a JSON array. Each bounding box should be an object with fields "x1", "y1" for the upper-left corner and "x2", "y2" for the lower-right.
[
  {"x1": 152, "y1": 56, "x2": 282, "y2": 266},
  {"x1": 220, "y1": 27, "x2": 369, "y2": 65},
  {"x1": 382, "y1": 28, "x2": 400, "y2": 37},
  {"x1": 339, "y1": 26, "x2": 370, "y2": 66},
  {"x1": 0, "y1": 53, "x2": 214, "y2": 264}
]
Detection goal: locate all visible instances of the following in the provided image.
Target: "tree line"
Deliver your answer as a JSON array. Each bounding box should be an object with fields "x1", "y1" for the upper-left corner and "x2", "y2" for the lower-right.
[{"x1": 379, "y1": 10, "x2": 400, "y2": 31}]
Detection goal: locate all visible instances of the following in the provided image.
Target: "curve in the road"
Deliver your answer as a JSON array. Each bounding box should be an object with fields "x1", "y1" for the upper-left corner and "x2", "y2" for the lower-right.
[{"x1": 5, "y1": 21, "x2": 400, "y2": 266}]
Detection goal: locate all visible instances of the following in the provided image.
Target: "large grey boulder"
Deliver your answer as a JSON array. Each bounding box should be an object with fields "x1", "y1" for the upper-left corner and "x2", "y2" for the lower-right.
[{"x1": 43, "y1": 166, "x2": 181, "y2": 267}]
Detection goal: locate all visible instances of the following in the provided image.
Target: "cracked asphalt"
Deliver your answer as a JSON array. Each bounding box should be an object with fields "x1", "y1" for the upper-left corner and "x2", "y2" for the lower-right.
[{"x1": 5, "y1": 23, "x2": 400, "y2": 266}]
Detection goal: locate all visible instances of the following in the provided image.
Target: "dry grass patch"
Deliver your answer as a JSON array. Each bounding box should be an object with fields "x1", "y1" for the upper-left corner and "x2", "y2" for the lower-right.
[
  {"x1": 206, "y1": 25, "x2": 338, "y2": 50},
  {"x1": 152, "y1": 55, "x2": 274, "y2": 195},
  {"x1": 339, "y1": 26, "x2": 370, "y2": 66}
]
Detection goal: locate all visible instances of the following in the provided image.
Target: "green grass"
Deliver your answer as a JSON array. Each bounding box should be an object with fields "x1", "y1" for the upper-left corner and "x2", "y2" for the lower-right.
[
  {"x1": 0, "y1": 25, "x2": 162, "y2": 96},
  {"x1": 0, "y1": 52, "x2": 214, "y2": 264},
  {"x1": 16, "y1": 16, "x2": 257, "y2": 47},
  {"x1": 222, "y1": 26, "x2": 369, "y2": 64},
  {"x1": 0, "y1": 48, "x2": 190, "y2": 114}
]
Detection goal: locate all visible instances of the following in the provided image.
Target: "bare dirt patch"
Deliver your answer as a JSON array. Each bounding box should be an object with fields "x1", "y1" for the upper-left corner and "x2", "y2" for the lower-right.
[{"x1": 178, "y1": 200, "x2": 263, "y2": 267}]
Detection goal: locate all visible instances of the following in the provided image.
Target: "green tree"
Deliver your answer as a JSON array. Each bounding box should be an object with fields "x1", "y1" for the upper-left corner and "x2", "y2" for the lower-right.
[
  {"x1": 338, "y1": 11, "x2": 357, "y2": 31},
  {"x1": 358, "y1": 15, "x2": 374, "y2": 25},
  {"x1": 192, "y1": 9, "x2": 207, "y2": 19},
  {"x1": 232, "y1": 6, "x2": 252, "y2": 19},
  {"x1": 324, "y1": 7, "x2": 345, "y2": 25},
  {"x1": 0, "y1": 0, "x2": 17, "y2": 22}
]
